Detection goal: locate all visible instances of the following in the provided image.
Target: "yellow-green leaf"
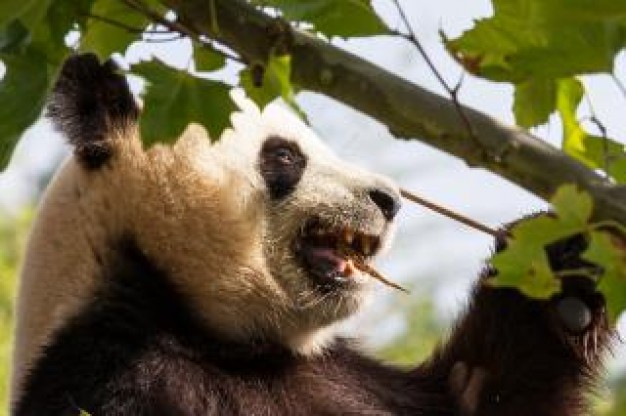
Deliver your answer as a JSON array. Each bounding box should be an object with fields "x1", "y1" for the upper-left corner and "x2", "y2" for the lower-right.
[
  {"x1": 490, "y1": 185, "x2": 594, "y2": 299},
  {"x1": 557, "y1": 78, "x2": 626, "y2": 183},
  {"x1": 513, "y1": 77, "x2": 556, "y2": 129},
  {"x1": 240, "y1": 54, "x2": 305, "y2": 119},
  {"x1": 583, "y1": 231, "x2": 626, "y2": 323}
]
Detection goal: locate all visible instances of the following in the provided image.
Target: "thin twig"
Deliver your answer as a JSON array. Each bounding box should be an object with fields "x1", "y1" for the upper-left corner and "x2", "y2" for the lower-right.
[
  {"x1": 121, "y1": 0, "x2": 244, "y2": 64},
  {"x1": 583, "y1": 93, "x2": 611, "y2": 174},
  {"x1": 611, "y1": 74, "x2": 626, "y2": 101},
  {"x1": 352, "y1": 261, "x2": 410, "y2": 293},
  {"x1": 400, "y1": 188, "x2": 500, "y2": 237},
  {"x1": 389, "y1": 0, "x2": 484, "y2": 160}
]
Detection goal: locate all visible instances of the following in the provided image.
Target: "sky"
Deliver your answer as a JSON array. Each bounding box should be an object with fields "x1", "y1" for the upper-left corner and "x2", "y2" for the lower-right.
[{"x1": 1, "y1": 0, "x2": 625, "y2": 369}]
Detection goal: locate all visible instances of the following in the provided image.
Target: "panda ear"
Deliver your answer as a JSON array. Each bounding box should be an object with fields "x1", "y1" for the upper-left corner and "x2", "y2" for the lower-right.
[{"x1": 47, "y1": 53, "x2": 139, "y2": 169}]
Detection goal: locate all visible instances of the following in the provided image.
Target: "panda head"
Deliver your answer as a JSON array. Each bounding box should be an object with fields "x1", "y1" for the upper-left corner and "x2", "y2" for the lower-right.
[{"x1": 26, "y1": 54, "x2": 401, "y2": 358}]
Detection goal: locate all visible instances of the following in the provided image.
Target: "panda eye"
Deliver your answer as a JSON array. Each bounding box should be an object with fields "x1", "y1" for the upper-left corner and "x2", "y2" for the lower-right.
[{"x1": 260, "y1": 137, "x2": 307, "y2": 199}]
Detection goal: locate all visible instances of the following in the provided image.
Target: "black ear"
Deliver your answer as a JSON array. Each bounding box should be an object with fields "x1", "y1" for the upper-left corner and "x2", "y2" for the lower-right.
[{"x1": 47, "y1": 53, "x2": 139, "y2": 169}]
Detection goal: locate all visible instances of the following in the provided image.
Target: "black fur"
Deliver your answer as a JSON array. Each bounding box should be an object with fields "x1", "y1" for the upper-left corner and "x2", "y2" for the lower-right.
[
  {"x1": 47, "y1": 54, "x2": 138, "y2": 169},
  {"x1": 15, "y1": 238, "x2": 447, "y2": 415},
  {"x1": 15, "y1": 229, "x2": 611, "y2": 415},
  {"x1": 259, "y1": 136, "x2": 307, "y2": 199}
]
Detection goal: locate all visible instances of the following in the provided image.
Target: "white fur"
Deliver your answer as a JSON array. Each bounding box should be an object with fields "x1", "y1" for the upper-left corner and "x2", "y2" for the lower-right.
[{"x1": 10, "y1": 92, "x2": 399, "y2": 406}]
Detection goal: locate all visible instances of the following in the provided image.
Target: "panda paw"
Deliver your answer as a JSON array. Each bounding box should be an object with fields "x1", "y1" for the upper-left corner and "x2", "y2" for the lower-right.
[{"x1": 552, "y1": 292, "x2": 609, "y2": 364}]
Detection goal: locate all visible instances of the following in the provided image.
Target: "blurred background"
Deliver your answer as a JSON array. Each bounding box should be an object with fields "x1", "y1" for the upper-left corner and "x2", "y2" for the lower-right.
[{"x1": 1, "y1": 0, "x2": 625, "y2": 413}]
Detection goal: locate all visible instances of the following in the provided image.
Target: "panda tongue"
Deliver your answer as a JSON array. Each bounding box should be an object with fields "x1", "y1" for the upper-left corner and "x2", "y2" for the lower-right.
[{"x1": 306, "y1": 247, "x2": 348, "y2": 275}]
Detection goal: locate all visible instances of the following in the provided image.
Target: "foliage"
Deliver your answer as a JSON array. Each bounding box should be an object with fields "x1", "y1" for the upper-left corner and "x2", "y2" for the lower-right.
[
  {"x1": 491, "y1": 185, "x2": 626, "y2": 323},
  {"x1": 446, "y1": 0, "x2": 626, "y2": 184},
  {"x1": 0, "y1": 209, "x2": 32, "y2": 414}
]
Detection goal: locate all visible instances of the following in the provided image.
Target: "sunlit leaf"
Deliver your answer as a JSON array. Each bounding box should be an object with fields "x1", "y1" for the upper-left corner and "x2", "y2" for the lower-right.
[
  {"x1": 490, "y1": 185, "x2": 593, "y2": 299},
  {"x1": 557, "y1": 78, "x2": 626, "y2": 183},
  {"x1": 513, "y1": 77, "x2": 556, "y2": 128},
  {"x1": 583, "y1": 231, "x2": 626, "y2": 323},
  {"x1": 491, "y1": 241, "x2": 561, "y2": 299},
  {"x1": 131, "y1": 59, "x2": 236, "y2": 145},
  {"x1": 552, "y1": 184, "x2": 594, "y2": 228},
  {"x1": 254, "y1": 0, "x2": 387, "y2": 37},
  {"x1": 240, "y1": 54, "x2": 305, "y2": 119}
]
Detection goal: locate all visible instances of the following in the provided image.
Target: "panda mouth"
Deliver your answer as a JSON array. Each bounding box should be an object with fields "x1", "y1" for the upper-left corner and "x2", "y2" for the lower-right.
[{"x1": 295, "y1": 219, "x2": 382, "y2": 288}]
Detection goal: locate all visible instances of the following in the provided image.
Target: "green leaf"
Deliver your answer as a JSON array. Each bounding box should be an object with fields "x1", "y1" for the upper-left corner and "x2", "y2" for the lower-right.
[
  {"x1": 80, "y1": 1, "x2": 149, "y2": 60},
  {"x1": 513, "y1": 78, "x2": 556, "y2": 128},
  {"x1": 556, "y1": 78, "x2": 626, "y2": 183},
  {"x1": 17, "y1": 0, "x2": 53, "y2": 32},
  {"x1": 0, "y1": 21, "x2": 29, "y2": 54},
  {"x1": 490, "y1": 185, "x2": 593, "y2": 299},
  {"x1": 130, "y1": 59, "x2": 236, "y2": 145},
  {"x1": 0, "y1": 0, "x2": 42, "y2": 28},
  {"x1": 583, "y1": 231, "x2": 626, "y2": 323},
  {"x1": 44, "y1": 0, "x2": 95, "y2": 45},
  {"x1": 254, "y1": 0, "x2": 387, "y2": 37},
  {"x1": 240, "y1": 54, "x2": 305, "y2": 119},
  {"x1": 193, "y1": 44, "x2": 226, "y2": 72},
  {"x1": 491, "y1": 241, "x2": 561, "y2": 299},
  {"x1": 551, "y1": 184, "x2": 593, "y2": 228},
  {"x1": 0, "y1": 47, "x2": 51, "y2": 171},
  {"x1": 446, "y1": 0, "x2": 626, "y2": 83}
]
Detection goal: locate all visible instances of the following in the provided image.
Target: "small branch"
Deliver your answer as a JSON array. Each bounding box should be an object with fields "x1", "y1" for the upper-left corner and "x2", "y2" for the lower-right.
[
  {"x1": 389, "y1": 0, "x2": 484, "y2": 162},
  {"x1": 122, "y1": 0, "x2": 244, "y2": 64},
  {"x1": 400, "y1": 188, "x2": 500, "y2": 237}
]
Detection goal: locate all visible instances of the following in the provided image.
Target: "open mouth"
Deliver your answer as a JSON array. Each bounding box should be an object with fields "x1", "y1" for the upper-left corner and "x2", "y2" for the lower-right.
[{"x1": 295, "y1": 218, "x2": 382, "y2": 289}]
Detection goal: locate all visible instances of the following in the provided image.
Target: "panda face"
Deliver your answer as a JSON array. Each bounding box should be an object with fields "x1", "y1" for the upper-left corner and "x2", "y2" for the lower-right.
[{"x1": 192, "y1": 92, "x2": 401, "y2": 345}]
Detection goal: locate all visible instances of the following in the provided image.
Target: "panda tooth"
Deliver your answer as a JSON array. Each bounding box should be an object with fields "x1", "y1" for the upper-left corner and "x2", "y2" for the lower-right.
[
  {"x1": 361, "y1": 236, "x2": 372, "y2": 256},
  {"x1": 344, "y1": 229, "x2": 354, "y2": 244}
]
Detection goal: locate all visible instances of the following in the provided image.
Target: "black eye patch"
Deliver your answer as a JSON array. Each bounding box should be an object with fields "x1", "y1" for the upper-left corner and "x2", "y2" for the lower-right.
[{"x1": 259, "y1": 136, "x2": 307, "y2": 199}]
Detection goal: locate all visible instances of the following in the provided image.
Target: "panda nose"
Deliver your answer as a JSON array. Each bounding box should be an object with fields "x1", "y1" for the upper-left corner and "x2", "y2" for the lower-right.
[{"x1": 368, "y1": 188, "x2": 401, "y2": 220}]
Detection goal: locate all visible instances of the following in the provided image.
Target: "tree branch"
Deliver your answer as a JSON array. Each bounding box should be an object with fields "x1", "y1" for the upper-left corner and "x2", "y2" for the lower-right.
[{"x1": 159, "y1": 0, "x2": 626, "y2": 224}]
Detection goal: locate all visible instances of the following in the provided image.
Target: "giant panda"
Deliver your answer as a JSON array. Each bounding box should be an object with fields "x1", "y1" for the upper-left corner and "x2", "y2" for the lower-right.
[{"x1": 10, "y1": 54, "x2": 612, "y2": 415}]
